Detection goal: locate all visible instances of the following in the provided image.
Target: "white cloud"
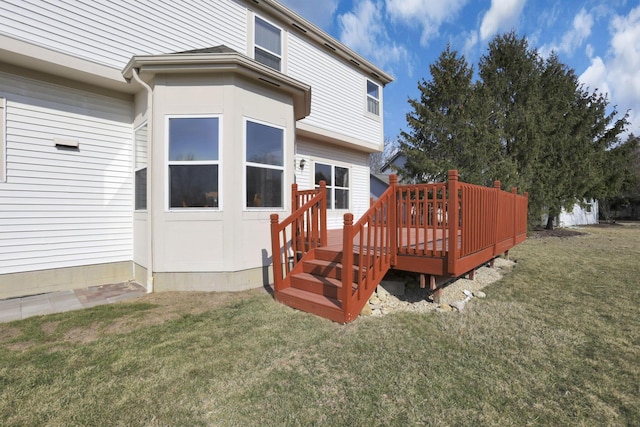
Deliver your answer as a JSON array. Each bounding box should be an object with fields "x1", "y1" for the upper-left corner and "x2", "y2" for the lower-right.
[
  {"x1": 541, "y1": 8, "x2": 594, "y2": 58},
  {"x1": 579, "y1": 56, "x2": 611, "y2": 98},
  {"x1": 338, "y1": 0, "x2": 409, "y2": 72},
  {"x1": 463, "y1": 31, "x2": 479, "y2": 56},
  {"x1": 579, "y1": 6, "x2": 640, "y2": 136},
  {"x1": 479, "y1": 0, "x2": 526, "y2": 41},
  {"x1": 385, "y1": 0, "x2": 469, "y2": 45},
  {"x1": 608, "y1": 6, "x2": 640, "y2": 135},
  {"x1": 277, "y1": 0, "x2": 339, "y2": 29}
]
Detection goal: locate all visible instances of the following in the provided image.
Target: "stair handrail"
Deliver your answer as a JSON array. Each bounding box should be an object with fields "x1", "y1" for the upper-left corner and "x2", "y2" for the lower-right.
[
  {"x1": 342, "y1": 175, "x2": 398, "y2": 321},
  {"x1": 270, "y1": 182, "x2": 327, "y2": 293}
]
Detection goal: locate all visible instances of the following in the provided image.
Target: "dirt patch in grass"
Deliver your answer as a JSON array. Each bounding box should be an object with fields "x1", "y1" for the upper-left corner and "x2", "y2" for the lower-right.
[
  {"x1": 0, "y1": 326, "x2": 21, "y2": 342},
  {"x1": 529, "y1": 228, "x2": 587, "y2": 239},
  {"x1": 60, "y1": 288, "x2": 270, "y2": 345}
]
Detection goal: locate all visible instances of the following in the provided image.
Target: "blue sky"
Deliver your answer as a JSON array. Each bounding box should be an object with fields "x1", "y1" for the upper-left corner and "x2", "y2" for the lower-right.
[{"x1": 279, "y1": 0, "x2": 640, "y2": 143}]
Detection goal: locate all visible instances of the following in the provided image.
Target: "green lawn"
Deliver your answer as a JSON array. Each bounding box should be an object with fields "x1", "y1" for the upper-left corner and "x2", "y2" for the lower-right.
[{"x1": 1, "y1": 224, "x2": 639, "y2": 426}]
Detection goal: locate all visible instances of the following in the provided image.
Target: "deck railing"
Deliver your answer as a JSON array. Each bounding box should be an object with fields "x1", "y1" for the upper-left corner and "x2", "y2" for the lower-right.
[
  {"x1": 341, "y1": 176, "x2": 397, "y2": 321},
  {"x1": 395, "y1": 182, "x2": 448, "y2": 258},
  {"x1": 270, "y1": 182, "x2": 327, "y2": 292},
  {"x1": 270, "y1": 170, "x2": 528, "y2": 317}
]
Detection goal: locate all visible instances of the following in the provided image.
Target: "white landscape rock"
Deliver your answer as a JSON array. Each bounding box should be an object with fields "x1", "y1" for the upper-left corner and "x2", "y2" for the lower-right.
[{"x1": 360, "y1": 258, "x2": 516, "y2": 317}]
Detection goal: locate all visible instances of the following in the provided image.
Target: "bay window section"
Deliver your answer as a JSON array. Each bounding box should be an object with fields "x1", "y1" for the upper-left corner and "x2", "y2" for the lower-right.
[
  {"x1": 245, "y1": 120, "x2": 284, "y2": 208},
  {"x1": 255, "y1": 16, "x2": 282, "y2": 71},
  {"x1": 167, "y1": 116, "x2": 220, "y2": 209},
  {"x1": 315, "y1": 163, "x2": 349, "y2": 209},
  {"x1": 134, "y1": 124, "x2": 148, "y2": 210}
]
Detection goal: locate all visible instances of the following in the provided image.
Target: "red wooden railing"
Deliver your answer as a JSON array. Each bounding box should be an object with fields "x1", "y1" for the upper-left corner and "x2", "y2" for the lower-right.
[
  {"x1": 395, "y1": 181, "x2": 448, "y2": 257},
  {"x1": 270, "y1": 182, "x2": 327, "y2": 292},
  {"x1": 341, "y1": 175, "x2": 398, "y2": 321},
  {"x1": 270, "y1": 170, "x2": 528, "y2": 320}
]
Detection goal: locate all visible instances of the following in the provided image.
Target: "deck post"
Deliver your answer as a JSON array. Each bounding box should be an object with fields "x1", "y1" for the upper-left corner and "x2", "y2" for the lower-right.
[
  {"x1": 270, "y1": 214, "x2": 283, "y2": 292},
  {"x1": 512, "y1": 187, "x2": 518, "y2": 247},
  {"x1": 389, "y1": 174, "x2": 398, "y2": 266},
  {"x1": 342, "y1": 213, "x2": 355, "y2": 320},
  {"x1": 291, "y1": 183, "x2": 298, "y2": 212},
  {"x1": 429, "y1": 275, "x2": 441, "y2": 304},
  {"x1": 493, "y1": 180, "x2": 501, "y2": 258},
  {"x1": 447, "y1": 170, "x2": 460, "y2": 277},
  {"x1": 319, "y1": 181, "x2": 327, "y2": 246}
]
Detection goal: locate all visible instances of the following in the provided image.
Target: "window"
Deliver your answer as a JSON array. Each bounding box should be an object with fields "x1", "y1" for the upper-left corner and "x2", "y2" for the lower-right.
[
  {"x1": 366, "y1": 80, "x2": 380, "y2": 116},
  {"x1": 245, "y1": 120, "x2": 284, "y2": 208},
  {"x1": 134, "y1": 124, "x2": 147, "y2": 210},
  {"x1": 0, "y1": 97, "x2": 5, "y2": 182},
  {"x1": 315, "y1": 163, "x2": 349, "y2": 209},
  {"x1": 167, "y1": 116, "x2": 220, "y2": 209},
  {"x1": 255, "y1": 16, "x2": 282, "y2": 71}
]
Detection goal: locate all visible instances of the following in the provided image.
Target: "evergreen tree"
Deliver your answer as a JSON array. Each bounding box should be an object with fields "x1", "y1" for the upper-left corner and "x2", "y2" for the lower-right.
[
  {"x1": 399, "y1": 45, "x2": 494, "y2": 184},
  {"x1": 399, "y1": 31, "x2": 631, "y2": 229}
]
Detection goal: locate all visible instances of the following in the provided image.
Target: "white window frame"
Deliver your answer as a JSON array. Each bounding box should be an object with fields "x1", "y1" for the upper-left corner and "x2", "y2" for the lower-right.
[
  {"x1": 244, "y1": 117, "x2": 286, "y2": 211},
  {"x1": 314, "y1": 162, "x2": 350, "y2": 210},
  {"x1": 165, "y1": 114, "x2": 222, "y2": 211},
  {"x1": 0, "y1": 97, "x2": 5, "y2": 182},
  {"x1": 254, "y1": 14, "x2": 283, "y2": 71},
  {"x1": 366, "y1": 79, "x2": 381, "y2": 117},
  {"x1": 134, "y1": 123, "x2": 148, "y2": 211}
]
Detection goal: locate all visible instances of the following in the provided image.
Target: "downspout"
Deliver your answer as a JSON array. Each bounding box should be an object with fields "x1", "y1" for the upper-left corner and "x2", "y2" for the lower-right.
[{"x1": 131, "y1": 68, "x2": 154, "y2": 293}]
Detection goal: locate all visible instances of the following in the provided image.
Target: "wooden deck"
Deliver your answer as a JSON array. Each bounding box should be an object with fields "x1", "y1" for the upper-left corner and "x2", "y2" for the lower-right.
[{"x1": 270, "y1": 171, "x2": 528, "y2": 322}]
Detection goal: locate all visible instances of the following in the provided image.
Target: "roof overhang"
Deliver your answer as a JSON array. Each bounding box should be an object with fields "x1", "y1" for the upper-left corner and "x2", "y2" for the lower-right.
[
  {"x1": 122, "y1": 52, "x2": 312, "y2": 120},
  {"x1": 0, "y1": 34, "x2": 133, "y2": 94}
]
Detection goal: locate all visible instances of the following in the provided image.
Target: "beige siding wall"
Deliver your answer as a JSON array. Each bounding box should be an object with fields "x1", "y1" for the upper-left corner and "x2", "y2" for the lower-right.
[
  {"x1": 0, "y1": 71, "x2": 133, "y2": 280},
  {"x1": 296, "y1": 139, "x2": 370, "y2": 229},
  {"x1": 288, "y1": 32, "x2": 384, "y2": 150},
  {"x1": 0, "y1": 0, "x2": 246, "y2": 68}
]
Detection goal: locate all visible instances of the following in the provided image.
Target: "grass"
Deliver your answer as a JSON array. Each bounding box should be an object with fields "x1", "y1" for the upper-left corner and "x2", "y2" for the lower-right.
[{"x1": 1, "y1": 224, "x2": 639, "y2": 426}]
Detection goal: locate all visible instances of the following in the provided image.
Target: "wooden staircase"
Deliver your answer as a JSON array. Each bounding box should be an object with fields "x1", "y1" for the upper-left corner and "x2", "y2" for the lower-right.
[{"x1": 275, "y1": 247, "x2": 380, "y2": 323}]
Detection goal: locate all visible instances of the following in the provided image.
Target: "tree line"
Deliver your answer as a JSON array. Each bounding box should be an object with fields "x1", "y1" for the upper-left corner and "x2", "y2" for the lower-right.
[{"x1": 396, "y1": 32, "x2": 639, "y2": 229}]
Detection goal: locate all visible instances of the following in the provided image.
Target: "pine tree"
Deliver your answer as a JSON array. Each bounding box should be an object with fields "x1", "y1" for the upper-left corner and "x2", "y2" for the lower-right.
[
  {"x1": 399, "y1": 32, "x2": 630, "y2": 229},
  {"x1": 398, "y1": 45, "x2": 485, "y2": 183}
]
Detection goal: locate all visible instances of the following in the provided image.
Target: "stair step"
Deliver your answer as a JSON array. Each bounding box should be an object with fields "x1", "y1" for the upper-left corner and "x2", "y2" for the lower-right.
[
  {"x1": 291, "y1": 272, "x2": 342, "y2": 299},
  {"x1": 315, "y1": 248, "x2": 372, "y2": 268},
  {"x1": 275, "y1": 287, "x2": 345, "y2": 323},
  {"x1": 302, "y1": 258, "x2": 362, "y2": 283},
  {"x1": 315, "y1": 248, "x2": 343, "y2": 263}
]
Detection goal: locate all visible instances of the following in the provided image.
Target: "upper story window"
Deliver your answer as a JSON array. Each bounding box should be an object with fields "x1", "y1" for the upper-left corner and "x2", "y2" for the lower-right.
[
  {"x1": 315, "y1": 163, "x2": 350, "y2": 210},
  {"x1": 366, "y1": 80, "x2": 380, "y2": 116},
  {"x1": 134, "y1": 124, "x2": 148, "y2": 210},
  {"x1": 167, "y1": 116, "x2": 221, "y2": 210},
  {"x1": 0, "y1": 97, "x2": 5, "y2": 182},
  {"x1": 245, "y1": 119, "x2": 284, "y2": 209},
  {"x1": 255, "y1": 16, "x2": 282, "y2": 71}
]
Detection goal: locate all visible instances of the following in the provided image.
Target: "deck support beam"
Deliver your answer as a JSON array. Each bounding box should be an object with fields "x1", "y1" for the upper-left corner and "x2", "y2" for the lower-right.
[{"x1": 428, "y1": 275, "x2": 441, "y2": 304}]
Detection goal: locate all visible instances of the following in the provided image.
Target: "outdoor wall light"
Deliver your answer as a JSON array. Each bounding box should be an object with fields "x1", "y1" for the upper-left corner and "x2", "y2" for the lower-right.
[{"x1": 299, "y1": 159, "x2": 306, "y2": 170}]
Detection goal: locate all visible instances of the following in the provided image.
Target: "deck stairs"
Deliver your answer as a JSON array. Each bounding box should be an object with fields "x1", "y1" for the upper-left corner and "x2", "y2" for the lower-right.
[{"x1": 276, "y1": 247, "x2": 382, "y2": 323}]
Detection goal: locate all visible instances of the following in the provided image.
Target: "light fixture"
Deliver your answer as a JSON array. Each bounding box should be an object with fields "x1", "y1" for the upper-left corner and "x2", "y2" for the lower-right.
[{"x1": 299, "y1": 159, "x2": 306, "y2": 170}]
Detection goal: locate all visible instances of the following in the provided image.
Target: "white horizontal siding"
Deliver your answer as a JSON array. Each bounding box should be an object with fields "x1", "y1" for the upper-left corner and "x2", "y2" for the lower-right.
[
  {"x1": 0, "y1": 0, "x2": 247, "y2": 68},
  {"x1": 297, "y1": 139, "x2": 370, "y2": 229},
  {"x1": 0, "y1": 72, "x2": 133, "y2": 275},
  {"x1": 288, "y1": 32, "x2": 383, "y2": 145}
]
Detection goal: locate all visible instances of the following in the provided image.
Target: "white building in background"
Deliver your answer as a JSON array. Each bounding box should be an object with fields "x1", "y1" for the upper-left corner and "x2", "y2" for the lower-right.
[{"x1": 0, "y1": 0, "x2": 392, "y2": 298}]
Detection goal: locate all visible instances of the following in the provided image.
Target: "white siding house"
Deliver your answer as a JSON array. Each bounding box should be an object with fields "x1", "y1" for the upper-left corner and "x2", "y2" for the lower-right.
[{"x1": 0, "y1": 0, "x2": 392, "y2": 298}]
